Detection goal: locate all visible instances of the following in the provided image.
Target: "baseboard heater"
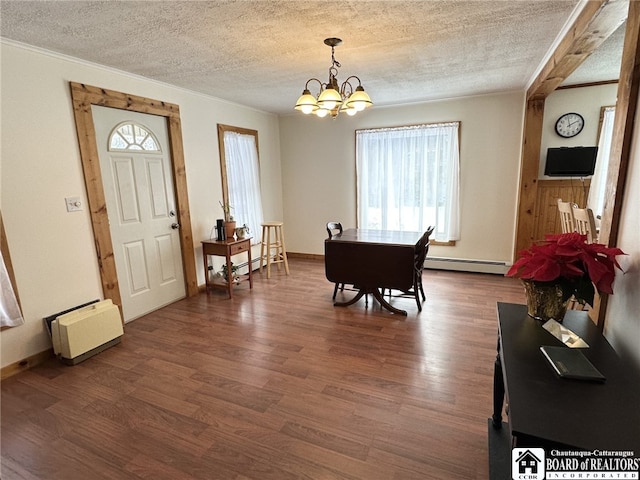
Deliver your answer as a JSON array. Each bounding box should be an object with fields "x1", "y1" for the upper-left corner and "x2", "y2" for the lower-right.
[
  {"x1": 43, "y1": 299, "x2": 124, "y2": 365},
  {"x1": 424, "y1": 257, "x2": 509, "y2": 275}
]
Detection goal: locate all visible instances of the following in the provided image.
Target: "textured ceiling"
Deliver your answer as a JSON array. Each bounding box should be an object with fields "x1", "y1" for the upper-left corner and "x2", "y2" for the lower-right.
[{"x1": 0, "y1": 1, "x2": 624, "y2": 115}]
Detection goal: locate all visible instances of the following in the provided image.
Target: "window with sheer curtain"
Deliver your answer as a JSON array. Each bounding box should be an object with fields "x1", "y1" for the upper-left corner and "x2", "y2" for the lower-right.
[
  {"x1": 1, "y1": 212, "x2": 24, "y2": 328},
  {"x1": 356, "y1": 122, "x2": 460, "y2": 242},
  {"x1": 218, "y1": 125, "x2": 264, "y2": 245},
  {"x1": 587, "y1": 106, "x2": 616, "y2": 220}
]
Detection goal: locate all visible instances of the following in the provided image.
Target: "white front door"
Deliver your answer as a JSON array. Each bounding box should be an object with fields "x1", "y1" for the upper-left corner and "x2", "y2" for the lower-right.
[{"x1": 93, "y1": 106, "x2": 185, "y2": 321}]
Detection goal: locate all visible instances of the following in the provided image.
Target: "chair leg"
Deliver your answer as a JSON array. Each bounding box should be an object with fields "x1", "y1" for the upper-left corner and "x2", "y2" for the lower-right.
[
  {"x1": 412, "y1": 275, "x2": 422, "y2": 312},
  {"x1": 417, "y1": 270, "x2": 426, "y2": 301},
  {"x1": 333, "y1": 283, "x2": 339, "y2": 300}
]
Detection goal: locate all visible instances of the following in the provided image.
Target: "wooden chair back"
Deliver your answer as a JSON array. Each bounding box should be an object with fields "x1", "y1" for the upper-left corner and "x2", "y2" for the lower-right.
[
  {"x1": 415, "y1": 226, "x2": 435, "y2": 269},
  {"x1": 326, "y1": 222, "x2": 343, "y2": 239},
  {"x1": 572, "y1": 206, "x2": 598, "y2": 243},
  {"x1": 557, "y1": 199, "x2": 576, "y2": 234}
]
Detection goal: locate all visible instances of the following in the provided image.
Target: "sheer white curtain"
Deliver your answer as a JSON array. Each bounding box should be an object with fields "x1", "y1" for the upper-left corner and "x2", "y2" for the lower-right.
[
  {"x1": 1, "y1": 250, "x2": 24, "y2": 327},
  {"x1": 356, "y1": 122, "x2": 460, "y2": 242},
  {"x1": 587, "y1": 106, "x2": 615, "y2": 221},
  {"x1": 223, "y1": 131, "x2": 264, "y2": 245}
]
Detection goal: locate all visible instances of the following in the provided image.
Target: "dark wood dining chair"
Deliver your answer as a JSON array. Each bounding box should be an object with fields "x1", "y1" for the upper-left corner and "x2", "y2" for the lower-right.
[
  {"x1": 326, "y1": 222, "x2": 346, "y2": 299},
  {"x1": 413, "y1": 226, "x2": 435, "y2": 306},
  {"x1": 384, "y1": 226, "x2": 434, "y2": 312}
]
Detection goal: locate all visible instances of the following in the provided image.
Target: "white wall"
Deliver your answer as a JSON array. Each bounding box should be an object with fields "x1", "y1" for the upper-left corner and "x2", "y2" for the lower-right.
[
  {"x1": 540, "y1": 84, "x2": 618, "y2": 178},
  {"x1": 0, "y1": 41, "x2": 283, "y2": 368},
  {"x1": 279, "y1": 91, "x2": 525, "y2": 263},
  {"x1": 604, "y1": 90, "x2": 640, "y2": 373}
]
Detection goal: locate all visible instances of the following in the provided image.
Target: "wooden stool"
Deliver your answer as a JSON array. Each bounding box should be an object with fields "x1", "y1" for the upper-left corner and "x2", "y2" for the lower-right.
[{"x1": 259, "y1": 222, "x2": 290, "y2": 278}]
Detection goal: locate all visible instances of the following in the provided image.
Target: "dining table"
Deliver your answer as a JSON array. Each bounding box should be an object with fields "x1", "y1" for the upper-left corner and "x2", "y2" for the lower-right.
[{"x1": 324, "y1": 228, "x2": 421, "y2": 315}]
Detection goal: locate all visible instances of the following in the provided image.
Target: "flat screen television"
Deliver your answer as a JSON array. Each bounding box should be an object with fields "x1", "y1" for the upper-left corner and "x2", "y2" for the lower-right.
[{"x1": 544, "y1": 146, "x2": 598, "y2": 177}]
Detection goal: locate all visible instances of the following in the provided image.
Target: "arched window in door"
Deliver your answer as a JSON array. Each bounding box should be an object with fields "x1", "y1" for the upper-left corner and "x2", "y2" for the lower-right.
[{"x1": 108, "y1": 122, "x2": 161, "y2": 152}]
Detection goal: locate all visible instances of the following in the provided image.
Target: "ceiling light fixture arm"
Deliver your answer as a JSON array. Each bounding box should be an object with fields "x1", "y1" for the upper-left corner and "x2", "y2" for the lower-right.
[
  {"x1": 304, "y1": 78, "x2": 324, "y2": 92},
  {"x1": 339, "y1": 75, "x2": 363, "y2": 97}
]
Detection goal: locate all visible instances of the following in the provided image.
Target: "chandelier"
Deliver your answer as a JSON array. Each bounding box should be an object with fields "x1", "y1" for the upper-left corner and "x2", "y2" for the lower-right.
[{"x1": 294, "y1": 38, "x2": 373, "y2": 118}]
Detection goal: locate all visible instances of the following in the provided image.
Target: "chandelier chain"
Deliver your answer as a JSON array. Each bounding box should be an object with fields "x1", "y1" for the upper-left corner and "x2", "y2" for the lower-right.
[{"x1": 331, "y1": 46, "x2": 341, "y2": 70}]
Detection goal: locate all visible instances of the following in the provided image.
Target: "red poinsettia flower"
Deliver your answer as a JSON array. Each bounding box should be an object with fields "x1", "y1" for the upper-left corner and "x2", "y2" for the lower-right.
[{"x1": 506, "y1": 233, "x2": 625, "y2": 305}]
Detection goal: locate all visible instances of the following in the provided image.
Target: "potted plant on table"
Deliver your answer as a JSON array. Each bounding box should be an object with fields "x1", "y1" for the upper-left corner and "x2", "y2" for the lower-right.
[
  {"x1": 235, "y1": 223, "x2": 250, "y2": 239},
  {"x1": 219, "y1": 201, "x2": 236, "y2": 239},
  {"x1": 506, "y1": 232, "x2": 625, "y2": 321},
  {"x1": 220, "y1": 262, "x2": 239, "y2": 283}
]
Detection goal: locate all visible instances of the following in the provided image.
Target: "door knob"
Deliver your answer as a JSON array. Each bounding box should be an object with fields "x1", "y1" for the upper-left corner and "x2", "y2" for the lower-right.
[{"x1": 171, "y1": 223, "x2": 180, "y2": 230}]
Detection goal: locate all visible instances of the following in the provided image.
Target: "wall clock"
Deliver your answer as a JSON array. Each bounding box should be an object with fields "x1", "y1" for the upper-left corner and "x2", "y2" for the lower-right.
[{"x1": 555, "y1": 112, "x2": 584, "y2": 138}]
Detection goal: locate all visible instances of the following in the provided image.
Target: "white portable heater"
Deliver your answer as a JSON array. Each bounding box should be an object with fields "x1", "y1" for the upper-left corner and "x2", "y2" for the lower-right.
[{"x1": 50, "y1": 299, "x2": 124, "y2": 365}]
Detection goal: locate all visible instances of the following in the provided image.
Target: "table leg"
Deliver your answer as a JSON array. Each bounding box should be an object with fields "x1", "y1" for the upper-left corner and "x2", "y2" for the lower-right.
[
  {"x1": 334, "y1": 288, "x2": 408, "y2": 316},
  {"x1": 492, "y1": 339, "x2": 505, "y2": 429},
  {"x1": 247, "y1": 245, "x2": 253, "y2": 289},
  {"x1": 371, "y1": 288, "x2": 407, "y2": 316},
  {"x1": 334, "y1": 289, "x2": 367, "y2": 307},
  {"x1": 203, "y1": 252, "x2": 210, "y2": 292},
  {"x1": 226, "y1": 251, "x2": 233, "y2": 299}
]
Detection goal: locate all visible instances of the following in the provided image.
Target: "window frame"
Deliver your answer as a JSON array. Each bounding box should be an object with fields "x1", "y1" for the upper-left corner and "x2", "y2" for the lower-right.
[
  {"x1": 1, "y1": 211, "x2": 23, "y2": 329},
  {"x1": 216, "y1": 124, "x2": 263, "y2": 244},
  {"x1": 355, "y1": 121, "x2": 460, "y2": 245}
]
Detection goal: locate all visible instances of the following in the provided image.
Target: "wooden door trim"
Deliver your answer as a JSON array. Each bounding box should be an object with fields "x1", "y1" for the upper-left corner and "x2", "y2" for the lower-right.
[
  {"x1": 526, "y1": 1, "x2": 628, "y2": 101},
  {"x1": 514, "y1": 0, "x2": 636, "y2": 329},
  {"x1": 69, "y1": 82, "x2": 198, "y2": 317},
  {"x1": 592, "y1": 1, "x2": 640, "y2": 326}
]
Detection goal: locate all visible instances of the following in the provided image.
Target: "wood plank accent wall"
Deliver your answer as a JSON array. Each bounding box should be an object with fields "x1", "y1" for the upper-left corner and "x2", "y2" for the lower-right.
[
  {"x1": 532, "y1": 179, "x2": 591, "y2": 243},
  {"x1": 69, "y1": 83, "x2": 199, "y2": 320}
]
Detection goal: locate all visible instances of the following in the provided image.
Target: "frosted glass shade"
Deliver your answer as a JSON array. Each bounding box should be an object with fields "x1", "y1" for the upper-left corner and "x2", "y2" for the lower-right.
[
  {"x1": 340, "y1": 102, "x2": 358, "y2": 116},
  {"x1": 317, "y1": 87, "x2": 342, "y2": 111},
  {"x1": 294, "y1": 90, "x2": 318, "y2": 114},
  {"x1": 346, "y1": 87, "x2": 373, "y2": 111}
]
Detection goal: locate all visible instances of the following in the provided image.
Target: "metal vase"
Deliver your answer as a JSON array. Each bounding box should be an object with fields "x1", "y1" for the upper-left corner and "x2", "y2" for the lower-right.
[{"x1": 522, "y1": 279, "x2": 569, "y2": 322}]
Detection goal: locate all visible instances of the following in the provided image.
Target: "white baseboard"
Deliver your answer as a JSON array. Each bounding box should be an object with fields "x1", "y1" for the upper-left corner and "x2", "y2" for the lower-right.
[{"x1": 424, "y1": 257, "x2": 510, "y2": 275}]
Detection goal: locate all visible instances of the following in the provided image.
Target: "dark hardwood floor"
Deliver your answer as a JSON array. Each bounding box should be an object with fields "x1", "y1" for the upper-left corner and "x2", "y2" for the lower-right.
[{"x1": 1, "y1": 258, "x2": 525, "y2": 480}]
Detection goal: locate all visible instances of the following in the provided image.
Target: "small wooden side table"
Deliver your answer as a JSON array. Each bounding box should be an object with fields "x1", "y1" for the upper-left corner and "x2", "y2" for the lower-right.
[{"x1": 202, "y1": 237, "x2": 253, "y2": 298}]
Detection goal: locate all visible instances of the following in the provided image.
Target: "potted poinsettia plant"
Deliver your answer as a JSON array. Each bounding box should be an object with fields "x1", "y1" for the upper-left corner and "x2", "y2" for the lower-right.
[{"x1": 506, "y1": 232, "x2": 625, "y2": 320}]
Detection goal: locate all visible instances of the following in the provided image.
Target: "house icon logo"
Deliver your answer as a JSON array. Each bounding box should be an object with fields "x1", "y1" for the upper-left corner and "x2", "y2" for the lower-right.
[{"x1": 512, "y1": 447, "x2": 545, "y2": 480}]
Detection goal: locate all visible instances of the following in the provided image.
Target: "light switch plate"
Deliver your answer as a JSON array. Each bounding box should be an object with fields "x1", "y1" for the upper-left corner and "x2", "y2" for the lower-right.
[{"x1": 65, "y1": 196, "x2": 83, "y2": 212}]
